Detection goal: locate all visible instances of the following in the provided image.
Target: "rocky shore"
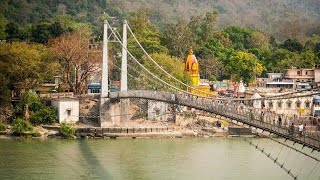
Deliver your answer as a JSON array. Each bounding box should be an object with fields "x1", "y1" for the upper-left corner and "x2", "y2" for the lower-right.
[{"x1": 0, "y1": 115, "x2": 255, "y2": 139}]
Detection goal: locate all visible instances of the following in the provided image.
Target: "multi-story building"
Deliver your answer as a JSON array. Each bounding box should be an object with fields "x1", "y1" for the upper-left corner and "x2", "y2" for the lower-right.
[
  {"x1": 284, "y1": 67, "x2": 315, "y2": 85},
  {"x1": 262, "y1": 66, "x2": 320, "y2": 90}
]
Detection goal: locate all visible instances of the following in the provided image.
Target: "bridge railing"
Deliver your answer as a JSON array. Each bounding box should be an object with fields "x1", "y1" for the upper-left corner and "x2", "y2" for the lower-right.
[
  {"x1": 114, "y1": 90, "x2": 320, "y2": 150},
  {"x1": 176, "y1": 93, "x2": 320, "y2": 150}
]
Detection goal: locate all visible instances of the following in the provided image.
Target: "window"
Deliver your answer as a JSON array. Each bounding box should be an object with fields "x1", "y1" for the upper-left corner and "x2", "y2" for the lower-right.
[
  {"x1": 305, "y1": 101, "x2": 311, "y2": 108},
  {"x1": 287, "y1": 100, "x2": 292, "y2": 108},
  {"x1": 268, "y1": 101, "x2": 273, "y2": 108},
  {"x1": 90, "y1": 89, "x2": 101, "y2": 94},
  {"x1": 296, "y1": 100, "x2": 301, "y2": 108},
  {"x1": 277, "y1": 101, "x2": 282, "y2": 108},
  {"x1": 66, "y1": 108, "x2": 72, "y2": 116}
]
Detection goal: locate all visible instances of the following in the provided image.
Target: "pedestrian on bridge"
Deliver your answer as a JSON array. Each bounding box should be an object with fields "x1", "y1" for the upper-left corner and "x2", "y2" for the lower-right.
[
  {"x1": 289, "y1": 123, "x2": 294, "y2": 136},
  {"x1": 278, "y1": 116, "x2": 282, "y2": 127},
  {"x1": 298, "y1": 123, "x2": 303, "y2": 137}
]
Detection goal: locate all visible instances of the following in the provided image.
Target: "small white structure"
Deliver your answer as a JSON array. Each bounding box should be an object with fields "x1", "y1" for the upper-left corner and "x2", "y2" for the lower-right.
[
  {"x1": 251, "y1": 93, "x2": 262, "y2": 109},
  {"x1": 237, "y1": 80, "x2": 246, "y2": 98},
  {"x1": 52, "y1": 98, "x2": 79, "y2": 123},
  {"x1": 148, "y1": 100, "x2": 167, "y2": 121}
]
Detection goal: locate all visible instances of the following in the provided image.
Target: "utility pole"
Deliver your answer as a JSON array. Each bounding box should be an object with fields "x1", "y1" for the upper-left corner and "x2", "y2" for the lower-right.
[{"x1": 101, "y1": 20, "x2": 109, "y2": 97}]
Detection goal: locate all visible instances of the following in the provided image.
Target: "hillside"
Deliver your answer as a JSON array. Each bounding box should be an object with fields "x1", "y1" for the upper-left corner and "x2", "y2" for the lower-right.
[
  {"x1": 0, "y1": 0, "x2": 319, "y2": 41},
  {"x1": 110, "y1": 0, "x2": 320, "y2": 41}
]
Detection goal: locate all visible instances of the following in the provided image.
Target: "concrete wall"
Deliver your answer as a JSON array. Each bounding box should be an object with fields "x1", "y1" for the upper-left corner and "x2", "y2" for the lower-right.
[
  {"x1": 147, "y1": 100, "x2": 167, "y2": 121},
  {"x1": 100, "y1": 98, "x2": 130, "y2": 127},
  {"x1": 264, "y1": 96, "x2": 312, "y2": 116},
  {"x1": 314, "y1": 68, "x2": 320, "y2": 83},
  {"x1": 79, "y1": 95, "x2": 100, "y2": 126},
  {"x1": 52, "y1": 98, "x2": 79, "y2": 123}
]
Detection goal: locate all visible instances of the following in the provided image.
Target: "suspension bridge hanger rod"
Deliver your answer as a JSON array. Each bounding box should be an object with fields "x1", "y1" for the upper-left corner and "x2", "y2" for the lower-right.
[
  {"x1": 125, "y1": 21, "x2": 215, "y2": 97},
  {"x1": 105, "y1": 21, "x2": 194, "y2": 96},
  {"x1": 125, "y1": 20, "x2": 320, "y2": 101}
]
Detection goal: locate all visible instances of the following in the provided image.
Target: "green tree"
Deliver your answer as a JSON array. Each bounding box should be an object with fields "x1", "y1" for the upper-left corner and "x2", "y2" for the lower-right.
[
  {"x1": 198, "y1": 56, "x2": 225, "y2": 81},
  {"x1": 0, "y1": 74, "x2": 11, "y2": 107},
  {"x1": 188, "y1": 11, "x2": 218, "y2": 46},
  {"x1": 5, "y1": 22, "x2": 20, "y2": 41},
  {"x1": 30, "y1": 107, "x2": 57, "y2": 125},
  {"x1": 127, "y1": 10, "x2": 167, "y2": 59},
  {"x1": 16, "y1": 92, "x2": 43, "y2": 115},
  {"x1": 0, "y1": 14, "x2": 7, "y2": 39},
  {"x1": 139, "y1": 53, "x2": 191, "y2": 91},
  {"x1": 12, "y1": 118, "x2": 33, "y2": 135},
  {"x1": 281, "y1": 39, "x2": 303, "y2": 52},
  {"x1": 31, "y1": 21, "x2": 52, "y2": 43},
  {"x1": 223, "y1": 26, "x2": 252, "y2": 50},
  {"x1": 163, "y1": 20, "x2": 196, "y2": 58},
  {"x1": 226, "y1": 51, "x2": 264, "y2": 83},
  {"x1": 50, "y1": 21, "x2": 65, "y2": 38},
  {"x1": 0, "y1": 42, "x2": 59, "y2": 91}
]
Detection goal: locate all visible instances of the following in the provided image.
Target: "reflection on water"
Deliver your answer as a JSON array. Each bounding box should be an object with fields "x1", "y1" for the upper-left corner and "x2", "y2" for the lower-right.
[{"x1": 0, "y1": 138, "x2": 318, "y2": 180}]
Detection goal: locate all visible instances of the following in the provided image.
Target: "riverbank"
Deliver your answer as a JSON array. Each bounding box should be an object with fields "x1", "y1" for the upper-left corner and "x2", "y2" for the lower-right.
[{"x1": 0, "y1": 115, "x2": 256, "y2": 139}]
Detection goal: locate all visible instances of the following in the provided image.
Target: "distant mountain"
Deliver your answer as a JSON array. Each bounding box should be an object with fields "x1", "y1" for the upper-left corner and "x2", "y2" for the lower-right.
[
  {"x1": 1, "y1": 0, "x2": 319, "y2": 41},
  {"x1": 111, "y1": 0, "x2": 320, "y2": 41}
]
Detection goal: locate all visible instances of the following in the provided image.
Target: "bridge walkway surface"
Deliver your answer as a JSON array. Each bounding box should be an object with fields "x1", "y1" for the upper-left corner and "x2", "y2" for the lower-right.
[{"x1": 109, "y1": 90, "x2": 320, "y2": 151}]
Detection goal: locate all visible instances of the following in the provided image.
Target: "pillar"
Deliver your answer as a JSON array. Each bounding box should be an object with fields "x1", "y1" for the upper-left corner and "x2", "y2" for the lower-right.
[
  {"x1": 101, "y1": 20, "x2": 109, "y2": 98},
  {"x1": 120, "y1": 20, "x2": 128, "y2": 91}
]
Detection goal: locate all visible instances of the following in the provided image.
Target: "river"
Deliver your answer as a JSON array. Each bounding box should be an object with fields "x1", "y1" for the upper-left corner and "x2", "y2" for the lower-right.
[{"x1": 0, "y1": 138, "x2": 319, "y2": 180}]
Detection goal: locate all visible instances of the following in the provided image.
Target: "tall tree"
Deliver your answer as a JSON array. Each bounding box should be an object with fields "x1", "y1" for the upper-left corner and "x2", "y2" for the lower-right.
[
  {"x1": 163, "y1": 20, "x2": 196, "y2": 58},
  {"x1": 226, "y1": 51, "x2": 264, "y2": 84},
  {"x1": 126, "y1": 10, "x2": 167, "y2": 59},
  {"x1": 139, "y1": 53, "x2": 191, "y2": 90},
  {"x1": 5, "y1": 22, "x2": 20, "y2": 41},
  {"x1": 51, "y1": 29, "x2": 101, "y2": 94}
]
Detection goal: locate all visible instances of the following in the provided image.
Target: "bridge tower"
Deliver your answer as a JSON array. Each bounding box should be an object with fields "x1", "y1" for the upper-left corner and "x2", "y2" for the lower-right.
[
  {"x1": 101, "y1": 20, "x2": 109, "y2": 97},
  {"x1": 120, "y1": 20, "x2": 128, "y2": 91},
  {"x1": 100, "y1": 20, "x2": 130, "y2": 127}
]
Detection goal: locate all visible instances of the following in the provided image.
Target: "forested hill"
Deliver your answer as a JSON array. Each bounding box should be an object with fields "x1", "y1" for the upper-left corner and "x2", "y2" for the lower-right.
[
  {"x1": 113, "y1": 0, "x2": 320, "y2": 41},
  {"x1": 0, "y1": 0, "x2": 319, "y2": 41}
]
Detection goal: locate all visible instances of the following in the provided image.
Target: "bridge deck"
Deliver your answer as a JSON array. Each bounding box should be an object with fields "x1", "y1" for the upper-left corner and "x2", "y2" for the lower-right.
[{"x1": 109, "y1": 90, "x2": 320, "y2": 151}]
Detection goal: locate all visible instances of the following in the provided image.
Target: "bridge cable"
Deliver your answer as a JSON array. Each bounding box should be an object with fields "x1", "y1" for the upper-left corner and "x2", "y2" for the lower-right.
[
  {"x1": 126, "y1": 21, "x2": 320, "y2": 101},
  {"x1": 106, "y1": 21, "x2": 197, "y2": 96},
  {"x1": 125, "y1": 22, "x2": 216, "y2": 97},
  {"x1": 249, "y1": 127, "x2": 319, "y2": 179},
  {"x1": 244, "y1": 138, "x2": 299, "y2": 180},
  {"x1": 125, "y1": 21, "x2": 320, "y2": 102}
]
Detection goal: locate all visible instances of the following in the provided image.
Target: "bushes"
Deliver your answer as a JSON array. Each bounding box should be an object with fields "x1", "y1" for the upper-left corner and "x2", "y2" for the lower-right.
[
  {"x1": 16, "y1": 92, "x2": 57, "y2": 125},
  {"x1": 0, "y1": 122, "x2": 6, "y2": 131},
  {"x1": 30, "y1": 107, "x2": 57, "y2": 125},
  {"x1": 16, "y1": 92, "x2": 44, "y2": 114},
  {"x1": 12, "y1": 118, "x2": 33, "y2": 135},
  {"x1": 59, "y1": 123, "x2": 75, "y2": 139}
]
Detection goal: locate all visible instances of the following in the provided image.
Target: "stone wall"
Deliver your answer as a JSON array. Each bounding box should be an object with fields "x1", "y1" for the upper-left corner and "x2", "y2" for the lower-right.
[{"x1": 78, "y1": 95, "x2": 100, "y2": 126}]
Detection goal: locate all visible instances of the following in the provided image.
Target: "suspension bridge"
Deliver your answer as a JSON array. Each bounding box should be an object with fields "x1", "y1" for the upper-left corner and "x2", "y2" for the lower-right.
[{"x1": 96, "y1": 20, "x2": 320, "y2": 179}]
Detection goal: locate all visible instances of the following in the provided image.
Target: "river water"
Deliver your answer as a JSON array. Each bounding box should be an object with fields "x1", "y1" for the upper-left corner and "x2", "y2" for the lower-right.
[{"x1": 0, "y1": 138, "x2": 319, "y2": 180}]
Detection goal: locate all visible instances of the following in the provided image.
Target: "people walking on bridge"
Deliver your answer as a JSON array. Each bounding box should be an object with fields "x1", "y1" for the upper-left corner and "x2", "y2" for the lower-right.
[
  {"x1": 289, "y1": 123, "x2": 294, "y2": 136},
  {"x1": 298, "y1": 123, "x2": 303, "y2": 137},
  {"x1": 278, "y1": 116, "x2": 282, "y2": 127},
  {"x1": 303, "y1": 123, "x2": 307, "y2": 136}
]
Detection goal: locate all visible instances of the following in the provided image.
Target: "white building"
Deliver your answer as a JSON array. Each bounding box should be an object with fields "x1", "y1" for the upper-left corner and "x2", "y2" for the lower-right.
[{"x1": 52, "y1": 98, "x2": 79, "y2": 123}]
